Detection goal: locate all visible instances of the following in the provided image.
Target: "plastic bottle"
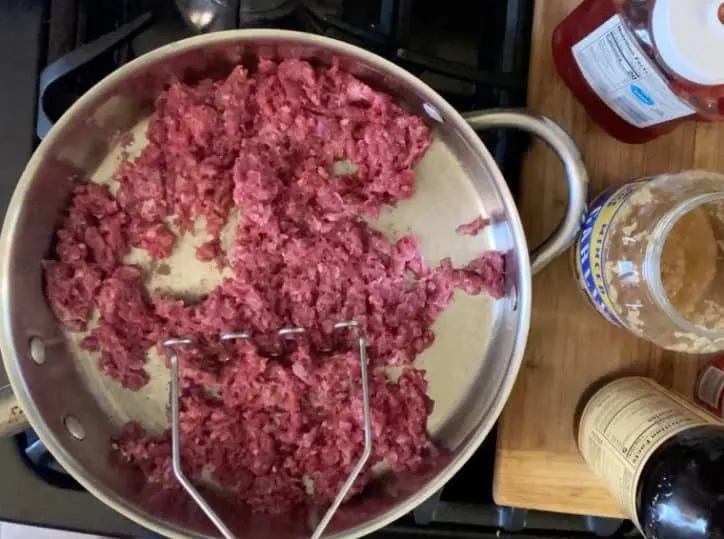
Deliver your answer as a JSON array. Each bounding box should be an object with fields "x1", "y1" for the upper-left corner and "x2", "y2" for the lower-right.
[{"x1": 553, "y1": 0, "x2": 724, "y2": 143}]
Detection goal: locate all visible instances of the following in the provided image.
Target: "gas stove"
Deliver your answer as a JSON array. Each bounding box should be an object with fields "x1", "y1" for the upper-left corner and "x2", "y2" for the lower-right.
[{"x1": 0, "y1": 0, "x2": 635, "y2": 537}]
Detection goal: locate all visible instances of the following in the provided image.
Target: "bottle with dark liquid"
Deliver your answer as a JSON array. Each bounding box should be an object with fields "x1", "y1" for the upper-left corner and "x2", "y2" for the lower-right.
[
  {"x1": 637, "y1": 425, "x2": 724, "y2": 538},
  {"x1": 579, "y1": 377, "x2": 724, "y2": 538}
]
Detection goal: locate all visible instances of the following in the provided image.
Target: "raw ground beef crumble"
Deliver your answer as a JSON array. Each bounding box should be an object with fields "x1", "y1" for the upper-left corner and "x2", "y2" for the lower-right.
[
  {"x1": 455, "y1": 216, "x2": 490, "y2": 236},
  {"x1": 45, "y1": 58, "x2": 505, "y2": 513}
]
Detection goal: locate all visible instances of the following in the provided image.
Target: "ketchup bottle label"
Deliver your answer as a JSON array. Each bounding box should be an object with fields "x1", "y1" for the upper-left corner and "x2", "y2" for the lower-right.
[{"x1": 572, "y1": 14, "x2": 695, "y2": 128}]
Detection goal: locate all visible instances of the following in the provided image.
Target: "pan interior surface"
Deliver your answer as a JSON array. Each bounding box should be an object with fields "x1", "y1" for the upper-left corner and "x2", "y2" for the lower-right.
[{"x1": 0, "y1": 30, "x2": 529, "y2": 539}]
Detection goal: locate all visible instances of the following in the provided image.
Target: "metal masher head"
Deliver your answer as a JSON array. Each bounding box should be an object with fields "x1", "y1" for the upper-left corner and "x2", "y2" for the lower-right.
[{"x1": 162, "y1": 321, "x2": 371, "y2": 539}]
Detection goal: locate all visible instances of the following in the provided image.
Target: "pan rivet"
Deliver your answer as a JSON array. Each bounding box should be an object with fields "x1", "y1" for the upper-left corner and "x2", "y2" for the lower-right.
[
  {"x1": 423, "y1": 103, "x2": 443, "y2": 123},
  {"x1": 29, "y1": 337, "x2": 45, "y2": 365},
  {"x1": 63, "y1": 415, "x2": 86, "y2": 440}
]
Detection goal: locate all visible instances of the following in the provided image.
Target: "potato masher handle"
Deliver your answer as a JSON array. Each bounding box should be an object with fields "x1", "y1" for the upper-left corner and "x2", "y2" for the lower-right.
[
  {"x1": 164, "y1": 321, "x2": 371, "y2": 539},
  {"x1": 463, "y1": 109, "x2": 588, "y2": 275}
]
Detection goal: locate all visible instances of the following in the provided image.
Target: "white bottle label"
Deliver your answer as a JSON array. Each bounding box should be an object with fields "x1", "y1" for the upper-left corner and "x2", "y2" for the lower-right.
[
  {"x1": 578, "y1": 378, "x2": 718, "y2": 530},
  {"x1": 572, "y1": 14, "x2": 696, "y2": 128}
]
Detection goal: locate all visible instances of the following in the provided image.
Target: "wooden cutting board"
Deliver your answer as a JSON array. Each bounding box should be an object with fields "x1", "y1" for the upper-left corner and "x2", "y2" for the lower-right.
[{"x1": 493, "y1": 0, "x2": 724, "y2": 517}]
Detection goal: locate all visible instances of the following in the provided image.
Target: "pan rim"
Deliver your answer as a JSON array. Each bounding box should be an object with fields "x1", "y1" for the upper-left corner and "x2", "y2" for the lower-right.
[{"x1": 0, "y1": 28, "x2": 532, "y2": 539}]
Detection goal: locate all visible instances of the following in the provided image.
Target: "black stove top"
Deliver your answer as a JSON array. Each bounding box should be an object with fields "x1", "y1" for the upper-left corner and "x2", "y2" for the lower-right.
[{"x1": 0, "y1": 0, "x2": 636, "y2": 537}]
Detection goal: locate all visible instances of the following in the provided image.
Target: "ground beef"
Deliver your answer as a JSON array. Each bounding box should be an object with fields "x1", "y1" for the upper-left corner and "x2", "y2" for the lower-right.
[
  {"x1": 127, "y1": 221, "x2": 176, "y2": 260},
  {"x1": 82, "y1": 266, "x2": 162, "y2": 390},
  {"x1": 195, "y1": 239, "x2": 224, "y2": 268},
  {"x1": 43, "y1": 260, "x2": 103, "y2": 331},
  {"x1": 44, "y1": 59, "x2": 506, "y2": 513},
  {"x1": 44, "y1": 184, "x2": 128, "y2": 330},
  {"x1": 446, "y1": 251, "x2": 507, "y2": 299},
  {"x1": 455, "y1": 216, "x2": 490, "y2": 236}
]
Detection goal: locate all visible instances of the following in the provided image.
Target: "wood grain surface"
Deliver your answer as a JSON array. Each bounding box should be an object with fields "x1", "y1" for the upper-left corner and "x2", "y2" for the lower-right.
[{"x1": 493, "y1": 0, "x2": 724, "y2": 516}]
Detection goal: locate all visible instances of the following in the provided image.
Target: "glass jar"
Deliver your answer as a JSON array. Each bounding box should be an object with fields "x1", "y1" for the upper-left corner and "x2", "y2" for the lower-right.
[
  {"x1": 574, "y1": 170, "x2": 724, "y2": 352},
  {"x1": 552, "y1": 0, "x2": 724, "y2": 144}
]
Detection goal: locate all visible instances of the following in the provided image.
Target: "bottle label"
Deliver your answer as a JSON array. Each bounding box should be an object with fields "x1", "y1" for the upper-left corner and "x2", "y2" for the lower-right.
[
  {"x1": 578, "y1": 377, "x2": 717, "y2": 530},
  {"x1": 573, "y1": 181, "x2": 646, "y2": 328},
  {"x1": 572, "y1": 14, "x2": 696, "y2": 128}
]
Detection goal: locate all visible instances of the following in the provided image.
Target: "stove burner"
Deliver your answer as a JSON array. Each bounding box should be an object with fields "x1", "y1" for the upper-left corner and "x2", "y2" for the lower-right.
[
  {"x1": 239, "y1": 0, "x2": 299, "y2": 25},
  {"x1": 16, "y1": 431, "x2": 81, "y2": 491}
]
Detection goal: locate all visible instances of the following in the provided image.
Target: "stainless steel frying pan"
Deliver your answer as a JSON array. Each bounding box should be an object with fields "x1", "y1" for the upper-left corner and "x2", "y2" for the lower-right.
[{"x1": 0, "y1": 30, "x2": 587, "y2": 539}]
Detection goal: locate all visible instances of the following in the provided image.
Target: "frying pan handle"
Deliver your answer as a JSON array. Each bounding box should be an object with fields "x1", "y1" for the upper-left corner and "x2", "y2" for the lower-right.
[
  {"x1": 463, "y1": 110, "x2": 588, "y2": 274},
  {"x1": 0, "y1": 383, "x2": 29, "y2": 437}
]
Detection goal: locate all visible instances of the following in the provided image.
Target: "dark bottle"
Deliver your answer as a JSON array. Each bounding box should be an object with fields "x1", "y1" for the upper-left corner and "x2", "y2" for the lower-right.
[
  {"x1": 637, "y1": 426, "x2": 724, "y2": 539},
  {"x1": 579, "y1": 377, "x2": 724, "y2": 539}
]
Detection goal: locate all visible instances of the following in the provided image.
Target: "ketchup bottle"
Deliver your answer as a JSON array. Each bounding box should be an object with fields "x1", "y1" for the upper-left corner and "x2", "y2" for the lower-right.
[{"x1": 553, "y1": 0, "x2": 724, "y2": 144}]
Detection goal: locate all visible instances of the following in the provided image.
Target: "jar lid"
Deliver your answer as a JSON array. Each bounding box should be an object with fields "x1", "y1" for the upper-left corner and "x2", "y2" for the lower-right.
[{"x1": 651, "y1": 0, "x2": 724, "y2": 85}]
